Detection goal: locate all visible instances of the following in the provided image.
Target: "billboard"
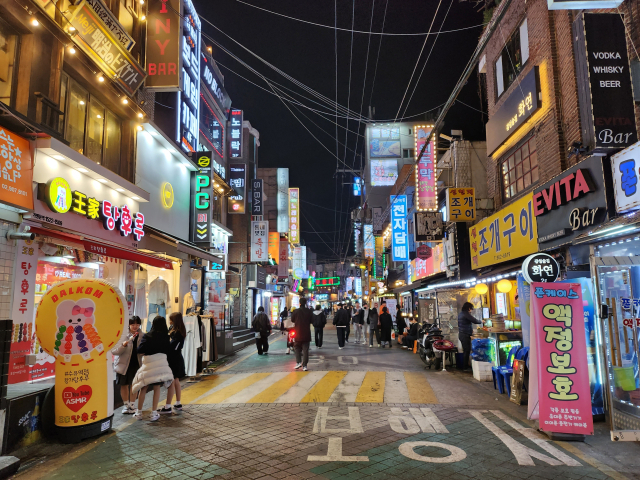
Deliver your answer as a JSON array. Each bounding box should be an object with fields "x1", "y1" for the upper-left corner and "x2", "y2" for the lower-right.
[
  {"x1": 415, "y1": 125, "x2": 436, "y2": 211},
  {"x1": 228, "y1": 163, "x2": 246, "y2": 214},
  {"x1": 371, "y1": 160, "x2": 398, "y2": 186},
  {"x1": 391, "y1": 195, "x2": 409, "y2": 262},
  {"x1": 277, "y1": 168, "x2": 289, "y2": 233},
  {"x1": 289, "y1": 188, "x2": 300, "y2": 245},
  {"x1": 369, "y1": 126, "x2": 400, "y2": 158},
  {"x1": 145, "y1": 0, "x2": 181, "y2": 89}
]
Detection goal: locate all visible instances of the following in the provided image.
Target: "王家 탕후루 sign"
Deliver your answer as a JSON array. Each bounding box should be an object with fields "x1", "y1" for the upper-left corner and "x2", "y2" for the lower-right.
[
  {"x1": 469, "y1": 192, "x2": 538, "y2": 269},
  {"x1": 530, "y1": 282, "x2": 594, "y2": 435}
]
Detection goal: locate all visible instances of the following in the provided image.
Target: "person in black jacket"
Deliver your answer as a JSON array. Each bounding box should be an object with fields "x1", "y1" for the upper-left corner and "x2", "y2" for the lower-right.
[
  {"x1": 312, "y1": 305, "x2": 327, "y2": 348},
  {"x1": 159, "y1": 312, "x2": 187, "y2": 414},
  {"x1": 252, "y1": 306, "x2": 272, "y2": 355},
  {"x1": 333, "y1": 303, "x2": 350, "y2": 349},
  {"x1": 379, "y1": 307, "x2": 394, "y2": 348},
  {"x1": 402, "y1": 317, "x2": 420, "y2": 349},
  {"x1": 279, "y1": 307, "x2": 288, "y2": 333},
  {"x1": 458, "y1": 302, "x2": 483, "y2": 369},
  {"x1": 395, "y1": 306, "x2": 406, "y2": 345},
  {"x1": 291, "y1": 298, "x2": 313, "y2": 370}
]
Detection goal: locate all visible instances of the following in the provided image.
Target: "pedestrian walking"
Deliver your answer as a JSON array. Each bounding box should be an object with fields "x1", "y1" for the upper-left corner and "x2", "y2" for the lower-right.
[
  {"x1": 395, "y1": 306, "x2": 407, "y2": 346},
  {"x1": 333, "y1": 303, "x2": 350, "y2": 348},
  {"x1": 312, "y1": 305, "x2": 326, "y2": 347},
  {"x1": 361, "y1": 303, "x2": 369, "y2": 345},
  {"x1": 159, "y1": 312, "x2": 187, "y2": 414},
  {"x1": 345, "y1": 304, "x2": 351, "y2": 343},
  {"x1": 352, "y1": 302, "x2": 364, "y2": 344},
  {"x1": 252, "y1": 306, "x2": 272, "y2": 355},
  {"x1": 458, "y1": 302, "x2": 483, "y2": 369},
  {"x1": 131, "y1": 316, "x2": 174, "y2": 422},
  {"x1": 379, "y1": 307, "x2": 393, "y2": 348},
  {"x1": 280, "y1": 307, "x2": 288, "y2": 333},
  {"x1": 113, "y1": 316, "x2": 142, "y2": 414},
  {"x1": 291, "y1": 298, "x2": 313, "y2": 371},
  {"x1": 368, "y1": 303, "x2": 381, "y2": 348}
]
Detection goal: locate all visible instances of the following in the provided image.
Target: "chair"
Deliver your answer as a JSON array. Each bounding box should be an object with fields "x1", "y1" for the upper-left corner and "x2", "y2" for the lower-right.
[
  {"x1": 492, "y1": 345, "x2": 520, "y2": 394},
  {"x1": 501, "y1": 347, "x2": 529, "y2": 396}
]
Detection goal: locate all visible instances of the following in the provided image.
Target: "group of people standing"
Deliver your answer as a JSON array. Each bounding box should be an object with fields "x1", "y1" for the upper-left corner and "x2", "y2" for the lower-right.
[
  {"x1": 112, "y1": 313, "x2": 186, "y2": 422},
  {"x1": 332, "y1": 302, "x2": 399, "y2": 348}
]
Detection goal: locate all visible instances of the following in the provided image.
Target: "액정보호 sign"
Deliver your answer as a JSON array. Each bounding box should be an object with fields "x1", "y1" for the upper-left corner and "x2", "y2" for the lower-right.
[
  {"x1": 446, "y1": 188, "x2": 476, "y2": 222},
  {"x1": 228, "y1": 163, "x2": 246, "y2": 214},
  {"x1": 391, "y1": 195, "x2": 409, "y2": 262},
  {"x1": 251, "y1": 221, "x2": 268, "y2": 262},
  {"x1": 470, "y1": 192, "x2": 538, "y2": 269},
  {"x1": 252, "y1": 179, "x2": 263, "y2": 215},
  {"x1": 611, "y1": 141, "x2": 640, "y2": 213},
  {"x1": 67, "y1": 1, "x2": 146, "y2": 96},
  {"x1": 189, "y1": 171, "x2": 212, "y2": 246},
  {"x1": 289, "y1": 188, "x2": 300, "y2": 245},
  {"x1": 530, "y1": 283, "x2": 594, "y2": 435},
  {"x1": 522, "y1": 253, "x2": 560, "y2": 283},
  {"x1": 38, "y1": 177, "x2": 145, "y2": 241},
  {"x1": 414, "y1": 212, "x2": 443, "y2": 242},
  {"x1": 145, "y1": 0, "x2": 180, "y2": 89},
  {"x1": 576, "y1": 14, "x2": 637, "y2": 151},
  {"x1": 229, "y1": 109, "x2": 243, "y2": 158},
  {"x1": 415, "y1": 126, "x2": 436, "y2": 211},
  {"x1": 486, "y1": 67, "x2": 541, "y2": 155},
  {"x1": 364, "y1": 224, "x2": 374, "y2": 258},
  {"x1": 0, "y1": 128, "x2": 33, "y2": 210},
  {"x1": 532, "y1": 155, "x2": 609, "y2": 249},
  {"x1": 177, "y1": 0, "x2": 201, "y2": 152}
]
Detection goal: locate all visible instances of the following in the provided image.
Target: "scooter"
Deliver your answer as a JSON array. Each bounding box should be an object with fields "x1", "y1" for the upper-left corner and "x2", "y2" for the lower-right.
[{"x1": 418, "y1": 321, "x2": 444, "y2": 369}]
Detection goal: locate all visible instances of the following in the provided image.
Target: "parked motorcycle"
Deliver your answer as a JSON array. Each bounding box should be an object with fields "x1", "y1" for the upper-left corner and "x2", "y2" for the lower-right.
[{"x1": 418, "y1": 321, "x2": 444, "y2": 369}]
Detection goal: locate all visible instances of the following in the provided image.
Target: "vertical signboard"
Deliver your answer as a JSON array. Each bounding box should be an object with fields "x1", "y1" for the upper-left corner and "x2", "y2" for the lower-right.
[
  {"x1": 176, "y1": 0, "x2": 200, "y2": 152},
  {"x1": 268, "y1": 232, "x2": 280, "y2": 264},
  {"x1": 374, "y1": 236, "x2": 384, "y2": 278},
  {"x1": 289, "y1": 188, "x2": 300, "y2": 245},
  {"x1": 391, "y1": 195, "x2": 409, "y2": 262},
  {"x1": 229, "y1": 109, "x2": 243, "y2": 158},
  {"x1": 146, "y1": 0, "x2": 181, "y2": 89},
  {"x1": 364, "y1": 224, "x2": 374, "y2": 258},
  {"x1": 415, "y1": 125, "x2": 436, "y2": 211},
  {"x1": 612, "y1": 143, "x2": 640, "y2": 213},
  {"x1": 0, "y1": 128, "x2": 33, "y2": 210},
  {"x1": 228, "y1": 163, "x2": 246, "y2": 214},
  {"x1": 190, "y1": 170, "x2": 212, "y2": 246},
  {"x1": 353, "y1": 177, "x2": 362, "y2": 196},
  {"x1": 278, "y1": 239, "x2": 289, "y2": 277},
  {"x1": 251, "y1": 221, "x2": 268, "y2": 262},
  {"x1": 529, "y1": 282, "x2": 594, "y2": 435},
  {"x1": 446, "y1": 188, "x2": 476, "y2": 222},
  {"x1": 277, "y1": 168, "x2": 289, "y2": 232},
  {"x1": 372, "y1": 206, "x2": 384, "y2": 235},
  {"x1": 353, "y1": 221, "x2": 362, "y2": 256},
  {"x1": 252, "y1": 179, "x2": 263, "y2": 215}
]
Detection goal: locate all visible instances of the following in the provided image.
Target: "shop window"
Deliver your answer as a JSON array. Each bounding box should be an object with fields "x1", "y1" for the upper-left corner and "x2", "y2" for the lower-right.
[
  {"x1": 0, "y1": 18, "x2": 18, "y2": 108},
  {"x1": 119, "y1": 1, "x2": 134, "y2": 37},
  {"x1": 502, "y1": 136, "x2": 538, "y2": 200},
  {"x1": 403, "y1": 148, "x2": 415, "y2": 159},
  {"x1": 104, "y1": 112, "x2": 121, "y2": 173},
  {"x1": 66, "y1": 79, "x2": 89, "y2": 154},
  {"x1": 86, "y1": 101, "x2": 105, "y2": 163},
  {"x1": 495, "y1": 18, "x2": 529, "y2": 98}
]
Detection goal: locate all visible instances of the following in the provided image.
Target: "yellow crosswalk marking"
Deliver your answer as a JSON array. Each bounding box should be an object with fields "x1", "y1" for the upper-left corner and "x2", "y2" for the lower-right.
[
  {"x1": 404, "y1": 371, "x2": 438, "y2": 404},
  {"x1": 355, "y1": 371, "x2": 385, "y2": 402},
  {"x1": 247, "y1": 372, "x2": 308, "y2": 403},
  {"x1": 300, "y1": 371, "x2": 347, "y2": 403},
  {"x1": 182, "y1": 375, "x2": 229, "y2": 405},
  {"x1": 195, "y1": 373, "x2": 271, "y2": 404}
]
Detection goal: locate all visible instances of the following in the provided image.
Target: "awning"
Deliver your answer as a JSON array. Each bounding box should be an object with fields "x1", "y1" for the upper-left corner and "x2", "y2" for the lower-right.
[
  {"x1": 573, "y1": 210, "x2": 640, "y2": 244},
  {"x1": 29, "y1": 226, "x2": 83, "y2": 243},
  {"x1": 393, "y1": 280, "x2": 422, "y2": 294},
  {"x1": 176, "y1": 241, "x2": 225, "y2": 265},
  {"x1": 83, "y1": 240, "x2": 173, "y2": 269}
]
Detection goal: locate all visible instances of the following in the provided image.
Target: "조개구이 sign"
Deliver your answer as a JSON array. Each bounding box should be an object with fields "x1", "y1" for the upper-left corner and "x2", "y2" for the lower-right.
[
  {"x1": 446, "y1": 187, "x2": 476, "y2": 222},
  {"x1": 469, "y1": 192, "x2": 538, "y2": 269},
  {"x1": 530, "y1": 283, "x2": 594, "y2": 435}
]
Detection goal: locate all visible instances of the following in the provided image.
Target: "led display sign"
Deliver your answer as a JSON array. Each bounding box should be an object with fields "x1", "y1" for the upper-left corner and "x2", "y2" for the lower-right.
[
  {"x1": 315, "y1": 277, "x2": 340, "y2": 286},
  {"x1": 228, "y1": 163, "x2": 246, "y2": 214},
  {"x1": 190, "y1": 151, "x2": 214, "y2": 247},
  {"x1": 229, "y1": 109, "x2": 243, "y2": 158},
  {"x1": 289, "y1": 188, "x2": 300, "y2": 245},
  {"x1": 177, "y1": 0, "x2": 201, "y2": 152}
]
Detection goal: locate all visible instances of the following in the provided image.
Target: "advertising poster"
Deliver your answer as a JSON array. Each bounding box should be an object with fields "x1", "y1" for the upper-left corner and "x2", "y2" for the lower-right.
[
  {"x1": 207, "y1": 279, "x2": 226, "y2": 304},
  {"x1": 371, "y1": 160, "x2": 399, "y2": 186},
  {"x1": 528, "y1": 282, "x2": 594, "y2": 435},
  {"x1": 391, "y1": 195, "x2": 409, "y2": 262},
  {"x1": 250, "y1": 221, "x2": 268, "y2": 262}
]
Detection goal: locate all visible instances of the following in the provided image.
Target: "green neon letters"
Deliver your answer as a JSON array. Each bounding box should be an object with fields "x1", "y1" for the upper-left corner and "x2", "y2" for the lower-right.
[{"x1": 195, "y1": 174, "x2": 210, "y2": 209}]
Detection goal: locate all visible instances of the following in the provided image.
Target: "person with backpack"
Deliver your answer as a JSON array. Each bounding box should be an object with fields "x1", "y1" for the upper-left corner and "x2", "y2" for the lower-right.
[
  {"x1": 252, "y1": 306, "x2": 272, "y2": 355},
  {"x1": 312, "y1": 305, "x2": 327, "y2": 347},
  {"x1": 333, "y1": 303, "x2": 350, "y2": 349}
]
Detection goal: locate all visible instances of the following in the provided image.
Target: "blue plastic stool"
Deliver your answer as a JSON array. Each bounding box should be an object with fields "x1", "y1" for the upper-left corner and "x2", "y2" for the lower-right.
[
  {"x1": 501, "y1": 347, "x2": 529, "y2": 396},
  {"x1": 492, "y1": 345, "x2": 520, "y2": 394}
]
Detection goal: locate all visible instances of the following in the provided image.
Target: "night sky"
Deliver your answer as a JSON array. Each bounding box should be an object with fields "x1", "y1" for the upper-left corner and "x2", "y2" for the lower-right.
[{"x1": 195, "y1": 0, "x2": 486, "y2": 260}]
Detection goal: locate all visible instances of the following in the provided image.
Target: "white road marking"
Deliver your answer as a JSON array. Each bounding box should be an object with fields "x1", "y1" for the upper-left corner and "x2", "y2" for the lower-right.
[
  {"x1": 383, "y1": 371, "x2": 411, "y2": 403},
  {"x1": 337, "y1": 356, "x2": 358, "y2": 365},
  {"x1": 221, "y1": 372, "x2": 289, "y2": 404},
  {"x1": 190, "y1": 374, "x2": 252, "y2": 403},
  {"x1": 328, "y1": 371, "x2": 367, "y2": 403},
  {"x1": 389, "y1": 407, "x2": 449, "y2": 434},
  {"x1": 308, "y1": 438, "x2": 369, "y2": 462},
  {"x1": 274, "y1": 371, "x2": 327, "y2": 403},
  {"x1": 399, "y1": 441, "x2": 467, "y2": 463},
  {"x1": 313, "y1": 407, "x2": 364, "y2": 434},
  {"x1": 307, "y1": 355, "x2": 325, "y2": 365}
]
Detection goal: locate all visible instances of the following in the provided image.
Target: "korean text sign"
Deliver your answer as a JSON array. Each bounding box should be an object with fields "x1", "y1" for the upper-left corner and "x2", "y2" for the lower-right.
[
  {"x1": 229, "y1": 109, "x2": 243, "y2": 158},
  {"x1": 0, "y1": 128, "x2": 33, "y2": 210},
  {"x1": 415, "y1": 126, "x2": 436, "y2": 210},
  {"x1": 446, "y1": 188, "x2": 476, "y2": 222},
  {"x1": 251, "y1": 221, "x2": 268, "y2": 262},
  {"x1": 228, "y1": 163, "x2": 246, "y2": 214},
  {"x1": 469, "y1": 192, "x2": 538, "y2": 269},
  {"x1": 391, "y1": 195, "x2": 409, "y2": 262},
  {"x1": 289, "y1": 188, "x2": 300, "y2": 245},
  {"x1": 531, "y1": 282, "x2": 594, "y2": 435},
  {"x1": 612, "y1": 142, "x2": 640, "y2": 213}
]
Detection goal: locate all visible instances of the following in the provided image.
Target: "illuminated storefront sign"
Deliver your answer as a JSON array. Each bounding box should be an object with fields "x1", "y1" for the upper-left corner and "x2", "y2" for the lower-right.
[
  {"x1": 201, "y1": 54, "x2": 232, "y2": 112},
  {"x1": 446, "y1": 188, "x2": 476, "y2": 222},
  {"x1": 177, "y1": 0, "x2": 201, "y2": 152},
  {"x1": 0, "y1": 128, "x2": 33, "y2": 210},
  {"x1": 391, "y1": 195, "x2": 409, "y2": 262},
  {"x1": 289, "y1": 188, "x2": 300, "y2": 245},
  {"x1": 252, "y1": 179, "x2": 263, "y2": 215},
  {"x1": 251, "y1": 221, "x2": 268, "y2": 262},
  {"x1": 85, "y1": 0, "x2": 135, "y2": 51},
  {"x1": 189, "y1": 170, "x2": 212, "y2": 247},
  {"x1": 228, "y1": 163, "x2": 246, "y2": 214},
  {"x1": 229, "y1": 109, "x2": 243, "y2": 158},
  {"x1": 415, "y1": 125, "x2": 436, "y2": 211},
  {"x1": 67, "y1": 1, "x2": 146, "y2": 96},
  {"x1": 353, "y1": 221, "x2": 362, "y2": 256},
  {"x1": 145, "y1": 0, "x2": 180, "y2": 89},
  {"x1": 277, "y1": 168, "x2": 289, "y2": 232},
  {"x1": 364, "y1": 224, "x2": 374, "y2": 258},
  {"x1": 268, "y1": 232, "x2": 280, "y2": 265},
  {"x1": 315, "y1": 277, "x2": 340, "y2": 286},
  {"x1": 39, "y1": 177, "x2": 144, "y2": 240}
]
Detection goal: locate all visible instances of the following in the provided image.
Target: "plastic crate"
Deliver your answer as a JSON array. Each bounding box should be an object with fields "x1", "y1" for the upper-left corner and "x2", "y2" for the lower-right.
[{"x1": 472, "y1": 360, "x2": 493, "y2": 382}]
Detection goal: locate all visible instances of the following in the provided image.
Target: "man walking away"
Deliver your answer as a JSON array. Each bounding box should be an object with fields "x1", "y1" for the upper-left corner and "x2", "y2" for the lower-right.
[
  {"x1": 361, "y1": 303, "x2": 369, "y2": 345},
  {"x1": 333, "y1": 303, "x2": 350, "y2": 349},
  {"x1": 402, "y1": 317, "x2": 420, "y2": 350},
  {"x1": 379, "y1": 307, "x2": 393, "y2": 348},
  {"x1": 395, "y1": 306, "x2": 407, "y2": 346},
  {"x1": 345, "y1": 304, "x2": 351, "y2": 343},
  {"x1": 368, "y1": 303, "x2": 381, "y2": 348},
  {"x1": 458, "y1": 302, "x2": 483, "y2": 370},
  {"x1": 251, "y1": 307, "x2": 272, "y2": 355},
  {"x1": 312, "y1": 305, "x2": 326, "y2": 348},
  {"x1": 291, "y1": 298, "x2": 313, "y2": 371},
  {"x1": 352, "y1": 302, "x2": 364, "y2": 344}
]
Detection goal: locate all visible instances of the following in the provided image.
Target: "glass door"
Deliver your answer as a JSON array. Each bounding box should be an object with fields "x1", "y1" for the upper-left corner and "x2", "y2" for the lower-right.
[{"x1": 593, "y1": 257, "x2": 640, "y2": 441}]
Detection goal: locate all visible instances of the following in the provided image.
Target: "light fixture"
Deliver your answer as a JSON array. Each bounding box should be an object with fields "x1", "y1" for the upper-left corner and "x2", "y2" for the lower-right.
[
  {"x1": 475, "y1": 283, "x2": 489, "y2": 295},
  {"x1": 68, "y1": 26, "x2": 76, "y2": 32},
  {"x1": 140, "y1": 0, "x2": 144, "y2": 3},
  {"x1": 116, "y1": 188, "x2": 124, "y2": 192},
  {"x1": 497, "y1": 279, "x2": 513, "y2": 293},
  {"x1": 97, "y1": 179, "x2": 108, "y2": 183},
  {"x1": 53, "y1": 155, "x2": 64, "y2": 160},
  {"x1": 132, "y1": 196, "x2": 140, "y2": 200},
  {"x1": 96, "y1": 114, "x2": 101, "y2": 119},
  {"x1": 77, "y1": 168, "x2": 88, "y2": 173},
  {"x1": 31, "y1": 18, "x2": 39, "y2": 26},
  {"x1": 63, "y1": 248, "x2": 75, "y2": 259},
  {"x1": 136, "y1": 125, "x2": 143, "y2": 131},
  {"x1": 69, "y1": 46, "x2": 76, "y2": 54},
  {"x1": 122, "y1": 98, "x2": 128, "y2": 104},
  {"x1": 79, "y1": 100, "x2": 85, "y2": 105},
  {"x1": 98, "y1": 75, "x2": 105, "y2": 82},
  {"x1": 140, "y1": 15, "x2": 146, "y2": 20},
  {"x1": 137, "y1": 112, "x2": 143, "y2": 118}
]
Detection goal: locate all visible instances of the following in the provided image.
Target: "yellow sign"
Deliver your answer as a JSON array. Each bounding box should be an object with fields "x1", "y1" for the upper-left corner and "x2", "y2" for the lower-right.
[
  {"x1": 45, "y1": 177, "x2": 72, "y2": 214},
  {"x1": 446, "y1": 188, "x2": 476, "y2": 222},
  {"x1": 161, "y1": 182, "x2": 174, "y2": 209},
  {"x1": 469, "y1": 193, "x2": 538, "y2": 269},
  {"x1": 36, "y1": 279, "x2": 126, "y2": 433},
  {"x1": 197, "y1": 155, "x2": 211, "y2": 168}
]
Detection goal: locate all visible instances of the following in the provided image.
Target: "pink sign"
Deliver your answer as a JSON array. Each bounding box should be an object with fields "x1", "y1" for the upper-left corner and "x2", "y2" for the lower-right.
[
  {"x1": 415, "y1": 126, "x2": 436, "y2": 210},
  {"x1": 530, "y1": 282, "x2": 593, "y2": 435}
]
